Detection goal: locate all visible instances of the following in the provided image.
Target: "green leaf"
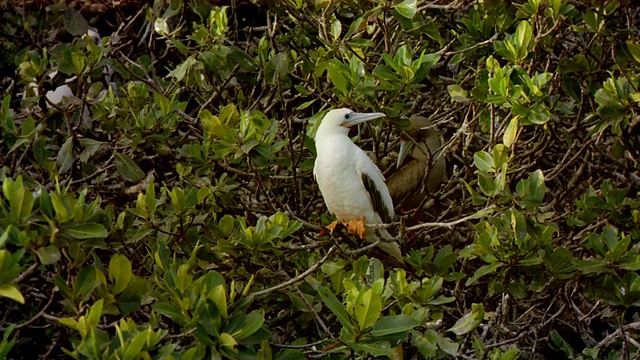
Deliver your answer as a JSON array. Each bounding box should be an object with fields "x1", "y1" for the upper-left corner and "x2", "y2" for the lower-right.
[
  {"x1": 530, "y1": 169, "x2": 546, "y2": 200},
  {"x1": 167, "y1": 55, "x2": 197, "y2": 81},
  {"x1": 5, "y1": 178, "x2": 34, "y2": 223},
  {"x1": 503, "y1": 116, "x2": 519, "y2": 148},
  {"x1": 370, "y1": 315, "x2": 420, "y2": 337},
  {"x1": 75, "y1": 266, "x2": 103, "y2": 298},
  {"x1": 0, "y1": 323, "x2": 16, "y2": 359},
  {"x1": 59, "y1": 48, "x2": 85, "y2": 76},
  {"x1": 514, "y1": 20, "x2": 533, "y2": 51},
  {"x1": 33, "y1": 137, "x2": 49, "y2": 167},
  {"x1": 115, "y1": 153, "x2": 145, "y2": 182},
  {"x1": 473, "y1": 151, "x2": 493, "y2": 172},
  {"x1": 109, "y1": 254, "x2": 132, "y2": 294},
  {"x1": 447, "y1": 84, "x2": 469, "y2": 102},
  {"x1": 219, "y1": 332, "x2": 238, "y2": 352},
  {"x1": 523, "y1": 103, "x2": 552, "y2": 125},
  {"x1": 0, "y1": 225, "x2": 10, "y2": 248},
  {"x1": 344, "y1": 16, "x2": 363, "y2": 39},
  {"x1": 57, "y1": 137, "x2": 74, "y2": 174},
  {"x1": 330, "y1": 19, "x2": 342, "y2": 40},
  {"x1": 58, "y1": 317, "x2": 79, "y2": 330},
  {"x1": 209, "y1": 284, "x2": 228, "y2": 319},
  {"x1": 610, "y1": 233, "x2": 631, "y2": 262},
  {"x1": 328, "y1": 60, "x2": 350, "y2": 94},
  {"x1": 145, "y1": 179, "x2": 156, "y2": 216},
  {"x1": 437, "y1": 334, "x2": 459, "y2": 356},
  {"x1": 492, "y1": 144, "x2": 510, "y2": 169},
  {"x1": 466, "y1": 262, "x2": 503, "y2": 286},
  {"x1": 153, "y1": 302, "x2": 187, "y2": 325},
  {"x1": 266, "y1": 53, "x2": 290, "y2": 85},
  {"x1": 627, "y1": 41, "x2": 640, "y2": 63},
  {"x1": 355, "y1": 288, "x2": 382, "y2": 330},
  {"x1": 0, "y1": 96, "x2": 14, "y2": 133},
  {"x1": 218, "y1": 215, "x2": 235, "y2": 236},
  {"x1": 296, "y1": 99, "x2": 316, "y2": 110},
  {"x1": 317, "y1": 286, "x2": 354, "y2": 334},
  {"x1": 511, "y1": 210, "x2": 528, "y2": 249},
  {"x1": 63, "y1": 223, "x2": 108, "y2": 239},
  {"x1": 231, "y1": 311, "x2": 264, "y2": 340},
  {"x1": 63, "y1": 8, "x2": 89, "y2": 37},
  {"x1": 448, "y1": 303, "x2": 484, "y2": 336},
  {"x1": 394, "y1": 0, "x2": 417, "y2": 19},
  {"x1": 478, "y1": 172, "x2": 497, "y2": 197},
  {"x1": 0, "y1": 284, "x2": 24, "y2": 304},
  {"x1": 35, "y1": 245, "x2": 61, "y2": 265},
  {"x1": 124, "y1": 330, "x2": 148, "y2": 360},
  {"x1": 87, "y1": 299, "x2": 104, "y2": 329},
  {"x1": 50, "y1": 193, "x2": 71, "y2": 223},
  {"x1": 550, "y1": 330, "x2": 574, "y2": 357}
]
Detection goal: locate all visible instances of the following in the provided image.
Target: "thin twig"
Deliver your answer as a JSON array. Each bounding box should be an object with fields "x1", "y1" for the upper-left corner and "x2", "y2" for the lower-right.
[{"x1": 251, "y1": 246, "x2": 336, "y2": 297}]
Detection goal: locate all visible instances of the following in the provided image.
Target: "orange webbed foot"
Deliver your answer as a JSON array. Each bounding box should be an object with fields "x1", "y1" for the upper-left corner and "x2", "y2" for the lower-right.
[
  {"x1": 325, "y1": 220, "x2": 340, "y2": 233},
  {"x1": 346, "y1": 217, "x2": 367, "y2": 239}
]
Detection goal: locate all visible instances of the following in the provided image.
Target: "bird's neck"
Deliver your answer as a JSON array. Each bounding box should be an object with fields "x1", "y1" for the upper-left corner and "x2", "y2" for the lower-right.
[{"x1": 316, "y1": 125, "x2": 350, "y2": 138}]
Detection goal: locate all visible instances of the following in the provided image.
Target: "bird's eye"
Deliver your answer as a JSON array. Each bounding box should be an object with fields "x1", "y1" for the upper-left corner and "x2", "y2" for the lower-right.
[{"x1": 345, "y1": 113, "x2": 351, "y2": 120}]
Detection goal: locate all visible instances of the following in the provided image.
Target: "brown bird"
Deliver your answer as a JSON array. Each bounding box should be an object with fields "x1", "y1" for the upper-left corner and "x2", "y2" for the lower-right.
[{"x1": 387, "y1": 115, "x2": 447, "y2": 211}]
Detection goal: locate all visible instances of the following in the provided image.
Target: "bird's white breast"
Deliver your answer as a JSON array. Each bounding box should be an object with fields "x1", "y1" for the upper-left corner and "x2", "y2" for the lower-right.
[{"x1": 314, "y1": 134, "x2": 381, "y2": 223}]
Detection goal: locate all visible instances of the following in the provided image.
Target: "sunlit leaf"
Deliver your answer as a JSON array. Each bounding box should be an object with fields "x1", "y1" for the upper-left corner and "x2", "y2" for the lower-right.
[
  {"x1": 448, "y1": 303, "x2": 484, "y2": 336},
  {"x1": 109, "y1": 254, "x2": 132, "y2": 294},
  {"x1": 394, "y1": 0, "x2": 417, "y2": 19},
  {"x1": 355, "y1": 288, "x2": 382, "y2": 330},
  {"x1": 0, "y1": 284, "x2": 24, "y2": 304}
]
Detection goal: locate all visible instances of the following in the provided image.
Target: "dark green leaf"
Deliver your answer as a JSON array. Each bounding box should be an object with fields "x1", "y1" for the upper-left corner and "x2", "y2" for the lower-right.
[
  {"x1": 466, "y1": 262, "x2": 503, "y2": 286},
  {"x1": 57, "y1": 138, "x2": 74, "y2": 173},
  {"x1": 115, "y1": 152, "x2": 145, "y2": 182},
  {"x1": 35, "y1": 245, "x2": 61, "y2": 265},
  {"x1": 64, "y1": 8, "x2": 89, "y2": 36},
  {"x1": 370, "y1": 315, "x2": 420, "y2": 337},
  {"x1": 317, "y1": 286, "x2": 354, "y2": 334},
  {"x1": 64, "y1": 223, "x2": 108, "y2": 239}
]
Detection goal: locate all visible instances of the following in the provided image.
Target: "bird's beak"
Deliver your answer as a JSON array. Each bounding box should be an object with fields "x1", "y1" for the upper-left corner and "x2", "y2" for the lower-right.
[
  {"x1": 341, "y1": 112, "x2": 386, "y2": 128},
  {"x1": 396, "y1": 139, "x2": 413, "y2": 169}
]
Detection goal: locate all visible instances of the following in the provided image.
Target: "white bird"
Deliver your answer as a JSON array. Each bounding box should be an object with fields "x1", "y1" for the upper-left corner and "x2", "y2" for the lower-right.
[{"x1": 313, "y1": 108, "x2": 402, "y2": 262}]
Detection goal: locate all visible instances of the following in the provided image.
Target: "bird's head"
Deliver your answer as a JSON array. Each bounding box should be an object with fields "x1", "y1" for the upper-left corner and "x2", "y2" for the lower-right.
[
  {"x1": 317, "y1": 108, "x2": 386, "y2": 135},
  {"x1": 397, "y1": 115, "x2": 440, "y2": 168}
]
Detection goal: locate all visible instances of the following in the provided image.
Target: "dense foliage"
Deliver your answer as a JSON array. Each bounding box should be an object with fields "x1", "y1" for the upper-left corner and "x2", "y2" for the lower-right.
[{"x1": 1, "y1": 0, "x2": 639, "y2": 358}]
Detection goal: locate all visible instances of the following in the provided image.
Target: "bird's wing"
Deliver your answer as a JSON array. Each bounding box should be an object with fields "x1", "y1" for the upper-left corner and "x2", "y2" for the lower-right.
[
  {"x1": 356, "y1": 151, "x2": 395, "y2": 225},
  {"x1": 361, "y1": 173, "x2": 394, "y2": 223}
]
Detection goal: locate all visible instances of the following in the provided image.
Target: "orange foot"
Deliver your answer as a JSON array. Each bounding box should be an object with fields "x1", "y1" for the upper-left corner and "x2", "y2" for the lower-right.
[
  {"x1": 325, "y1": 218, "x2": 367, "y2": 239},
  {"x1": 325, "y1": 220, "x2": 340, "y2": 233},
  {"x1": 346, "y1": 217, "x2": 367, "y2": 239}
]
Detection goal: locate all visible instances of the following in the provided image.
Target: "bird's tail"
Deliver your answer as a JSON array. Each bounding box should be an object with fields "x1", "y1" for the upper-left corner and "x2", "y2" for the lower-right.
[{"x1": 366, "y1": 228, "x2": 404, "y2": 263}]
